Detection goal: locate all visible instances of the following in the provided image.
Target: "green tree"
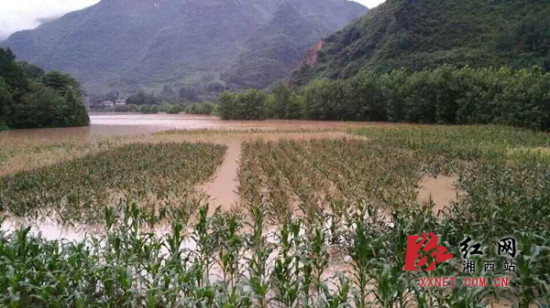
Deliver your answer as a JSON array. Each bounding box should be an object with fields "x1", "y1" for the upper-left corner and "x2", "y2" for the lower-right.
[
  {"x1": 63, "y1": 88, "x2": 90, "y2": 127},
  {"x1": 285, "y1": 93, "x2": 305, "y2": 119},
  {"x1": 42, "y1": 71, "x2": 80, "y2": 95},
  {"x1": 218, "y1": 91, "x2": 236, "y2": 120},
  {"x1": 349, "y1": 72, "x2": 387, "y2": 121},
  {"x1": 0, "y1": 48, "x2": 28, "y2": 93},
  {"x1": 17, "y1": 62, "x2": 45, "y2": 80},
  {"x1": 0, "y1": 48, "x2": 89, "y2": 130},
  {"x1": 237, "y1": 89, "x2": 268, "y2": 120},
  {"x1": 10, "y1": 84, "x2": 61, "y2": 128},
  {"x1": 218, "y1": 90, "x2": 267, "y2": 120},
  {"x1": 272, "y1": 83, "x2": 291, "y2": 119},
  {"x1": 303, "y1": 79, "x2": 349, "y2": 120},
  {"x1": 0, "y1": 77, "x2": 12, "y2": 130},
  {"x1": 185, "y1": 103, "x2": 214, "y2": 115}
]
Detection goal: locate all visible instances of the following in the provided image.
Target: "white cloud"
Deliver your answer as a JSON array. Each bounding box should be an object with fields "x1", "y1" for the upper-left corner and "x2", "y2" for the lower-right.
[
  {"x1": 351, "y1": 0, "x2": 387, "y2": 9},
  {"x1": 0, "y1": 0, "x2": 100, "y2": 40}
]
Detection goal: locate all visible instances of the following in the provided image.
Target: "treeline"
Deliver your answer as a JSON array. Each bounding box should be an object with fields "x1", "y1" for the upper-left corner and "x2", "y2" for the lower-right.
[
  {"x1": 125, "y1": 80, "x2": 226, "y2": 107},
  {"x1": 113, "y1": 103, "x2": 184, "y2": 114},
  {"x1": 113, "y1": 102, "x2": 216, "y2": 115},
  {"x1": 123, "y1": 89, "x2": 217, "y2": 115},
  {"x1": 219, "y1": 65, "x2": 550, "y2": 130},
  {"x1": 0, "y1": 48, "x2": 89, "y2": 130}
]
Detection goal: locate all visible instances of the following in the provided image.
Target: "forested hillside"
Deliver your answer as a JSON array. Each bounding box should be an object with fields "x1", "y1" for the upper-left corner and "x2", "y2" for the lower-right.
[
  {"x1": 291, "y1": 0, "x2": 550, "y2": 85},
  {"x1": 1, "y1": 0, "x2": 366, "y2": 95},
  {"x1": 0, "y1": 48, "x2": 89, "y2": 130}
]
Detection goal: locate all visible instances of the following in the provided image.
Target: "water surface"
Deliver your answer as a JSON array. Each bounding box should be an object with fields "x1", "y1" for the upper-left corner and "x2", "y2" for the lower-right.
[{"x1": 0, "y1": 113, "x2": 366, "y2": 142}]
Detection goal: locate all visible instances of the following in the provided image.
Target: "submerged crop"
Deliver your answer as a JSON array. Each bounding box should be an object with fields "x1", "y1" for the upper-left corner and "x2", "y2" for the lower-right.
[
  {"x1": 0, "y1": 142, "x2": 226, "y2": 223},
  {"x1": 0, "y1": 125, "x2": 548, "y2": 306}
]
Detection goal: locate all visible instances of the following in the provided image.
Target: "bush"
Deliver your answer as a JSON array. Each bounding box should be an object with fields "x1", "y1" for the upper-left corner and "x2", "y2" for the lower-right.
[
  {"x1": 165, "y1": 104, "x2": 184, "y2": 114},
  {"x1": 185, "y1": 103, "x2": 214, "y2": 115},
  {"x1": 156, "y1": 103, "x2": 184, "y2": 114},
  {"x1": 138, "y1": 105, "x2": 159, "y2": 114},
  {"x1": 113, "y1": 104, "x2": 138, "y2": 112}
]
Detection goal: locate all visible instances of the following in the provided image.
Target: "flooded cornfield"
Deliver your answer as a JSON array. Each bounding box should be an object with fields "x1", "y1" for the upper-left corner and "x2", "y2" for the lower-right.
[{"x1": 1, "y1": 116, "x2": 549, "y2": 307}]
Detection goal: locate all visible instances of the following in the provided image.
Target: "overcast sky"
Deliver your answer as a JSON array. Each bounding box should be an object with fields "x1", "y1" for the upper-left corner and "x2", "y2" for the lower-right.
[
  {"x1": 354, "y1": 0, "x2": 386, "y2": 9},
  {"x1": 0, "y1": 0, "x2": 386, "y2": 40}
]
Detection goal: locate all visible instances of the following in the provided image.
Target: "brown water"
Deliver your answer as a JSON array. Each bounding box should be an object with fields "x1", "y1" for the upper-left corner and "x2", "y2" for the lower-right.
[
  {"x1": 0, "y1": 114, "x2": 367, "y2": 239},
  {"x1": 194, "y1": 131, "x2": 356, "y2": 215},
  {"x1": 89, "y1": 113, "x2": 365, "y2": 134},
  {"x1": 0, "y1": 113, "x2": 367, "y2": 143},
  {"x1": 0, "y1": 113, "x2": 367, "y2": 212}
]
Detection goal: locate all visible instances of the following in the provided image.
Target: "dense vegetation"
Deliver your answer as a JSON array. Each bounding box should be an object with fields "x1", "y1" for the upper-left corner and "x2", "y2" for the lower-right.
[
  {"x1": 115, "y1": 88, "x2": 216, "y2": 114},
  {"x1": 0, "y1": 142, "x2": 226, "y2": 223},
  {"x1": 219, "y1": 89, "x2": 270, "y2": 120},
  {"x1": 112, "y1": 103, "x2": 185, "y2": 114},
  {"x1": 0, "y1": 126, "x2": 548, "y2": 306},
  {"x1": 291, "y1": 0, "x2": 550, "y2": 85},
  {"x1": 219, "y1": 65, "x2": 550, "y2": 130},
  {"x1": 1, "y1": 0, "x2": 365, "y2": 94},
  {"x1": 111, "y1": 95, "x2": 214, "y2": 115},
  {"x1": 185, "y1": 103, "x2": 216, "y2": 115},
  {"x1": 0, "y1": 47, "x2": 89, "y2": 130}
]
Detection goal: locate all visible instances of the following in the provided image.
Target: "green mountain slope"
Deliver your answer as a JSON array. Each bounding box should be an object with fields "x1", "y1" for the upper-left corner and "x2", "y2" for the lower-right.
[
  {"x1": 1, "y1": 0, "x2": 366, "y2": 94},
  {"x1": 222, "y1": 3, "x2": 326, "y2": 89},
  {"x1": 290, "y1": 0, "x2": 550, "y2": 85}
]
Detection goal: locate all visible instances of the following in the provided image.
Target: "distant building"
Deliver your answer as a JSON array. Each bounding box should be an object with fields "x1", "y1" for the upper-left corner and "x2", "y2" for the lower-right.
[
  {"x1": 102, "y1": 100, "x2": 114, "y2": 108},
  {"x1": 115, "y1": 97, "x2": 127, "y2": 106}
]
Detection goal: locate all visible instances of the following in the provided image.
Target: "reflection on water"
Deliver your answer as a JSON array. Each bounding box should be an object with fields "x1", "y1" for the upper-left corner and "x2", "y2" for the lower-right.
[{"x1": 0, "y1": 113, "x2": 366, "y2": 141}]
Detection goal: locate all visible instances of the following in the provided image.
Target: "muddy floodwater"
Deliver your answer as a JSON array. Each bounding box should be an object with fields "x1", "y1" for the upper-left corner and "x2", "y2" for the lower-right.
[
  {"x1": 0, "y1": 113, "x2": 367, "y2": 141},
  {"x1": 0, "y1": 113, "x2": 370, "y2": 238}
]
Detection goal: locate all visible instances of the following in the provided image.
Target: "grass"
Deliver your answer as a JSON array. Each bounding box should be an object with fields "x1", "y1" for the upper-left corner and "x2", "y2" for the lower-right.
[{"x1": 0, "y1": 125, "x2": 548, "y2": 306}]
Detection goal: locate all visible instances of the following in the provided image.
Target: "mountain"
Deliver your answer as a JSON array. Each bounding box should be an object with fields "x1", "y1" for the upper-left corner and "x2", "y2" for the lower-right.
[
  {"x1": 222, "y1": 3, "x2": 326, "y2": 89},
  {"x1": 290, "y1": 0, "x2": 550, "y2": 85},
  {"x1": 1, "y1": 0, "x2": 366, "y2": 95},
  {"x1": 223, "y1": 1, "x2": 366, "y2": 89}
]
